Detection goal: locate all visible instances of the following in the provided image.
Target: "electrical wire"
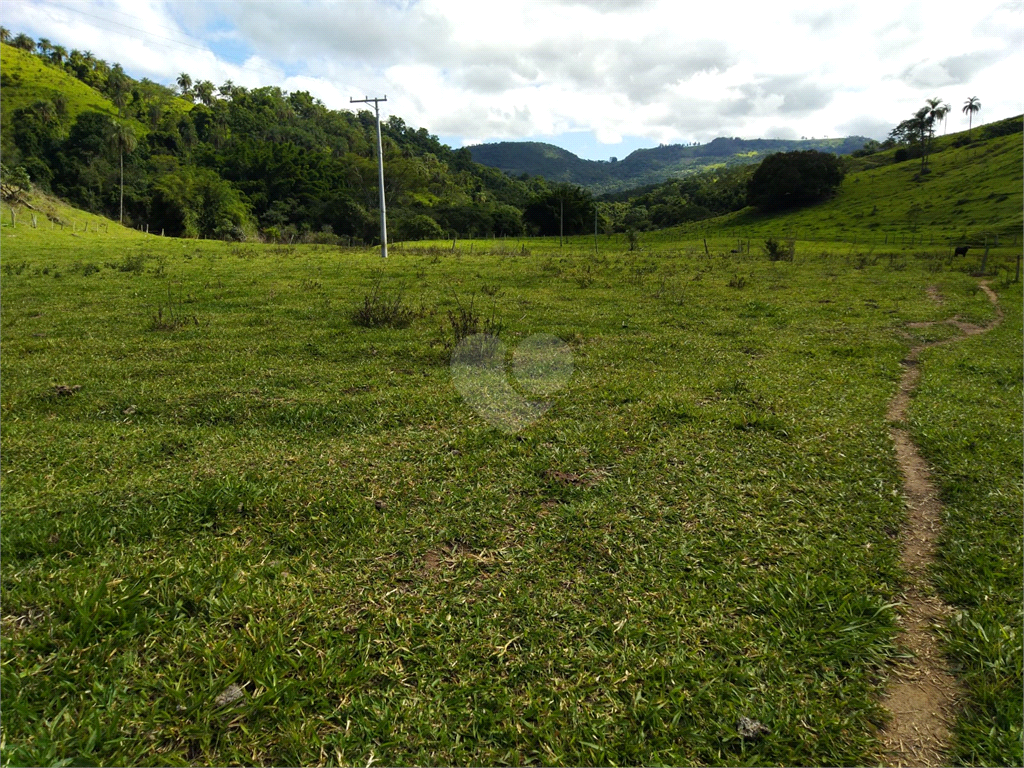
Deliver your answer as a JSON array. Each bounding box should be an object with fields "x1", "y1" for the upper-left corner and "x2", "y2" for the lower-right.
[{"x1": 37, "y1": 1, "x2": 285, "y2": 81}]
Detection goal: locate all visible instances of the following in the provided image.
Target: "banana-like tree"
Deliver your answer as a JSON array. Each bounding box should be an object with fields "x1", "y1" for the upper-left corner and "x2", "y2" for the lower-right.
[
  {"x1": 963, "y1": 97, "x2": 981, "y2": 139},
  {"x1": 107, "y1": 120, "x2": 137, "y2": 225}
]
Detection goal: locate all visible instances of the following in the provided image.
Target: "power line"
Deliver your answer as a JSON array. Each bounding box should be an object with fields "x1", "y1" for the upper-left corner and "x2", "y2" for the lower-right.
[{"x1": 38, "y1": 1, "x2": 285, "y2": 81}]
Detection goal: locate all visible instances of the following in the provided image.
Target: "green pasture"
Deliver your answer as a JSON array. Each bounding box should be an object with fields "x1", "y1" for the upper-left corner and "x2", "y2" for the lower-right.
[
  {"x1": 1, "y1": 206, "x2": 1019, "y2": 766},
  {"x1": 653, "y1": 131, "x2": 1023, "y2": 249}
]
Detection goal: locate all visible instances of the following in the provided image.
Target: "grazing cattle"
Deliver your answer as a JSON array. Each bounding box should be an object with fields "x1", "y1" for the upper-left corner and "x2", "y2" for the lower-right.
[{"x1": 954, "y1": 245, "x2": 970, "y2": 257}]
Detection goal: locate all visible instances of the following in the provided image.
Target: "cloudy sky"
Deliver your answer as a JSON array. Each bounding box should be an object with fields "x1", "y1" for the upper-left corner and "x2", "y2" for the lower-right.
[{"x1": 3, "y1": 0, "x2": 1021, "y2": 159}]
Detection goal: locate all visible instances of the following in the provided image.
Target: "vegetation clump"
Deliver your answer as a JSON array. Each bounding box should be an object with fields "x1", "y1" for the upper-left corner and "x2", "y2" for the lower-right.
[
  {"x1": 746, "y1": 150, "x2": 845, "y2": 211},
  {"x1": 352, "y1": 271, "x2": 416, "y2": 328}
]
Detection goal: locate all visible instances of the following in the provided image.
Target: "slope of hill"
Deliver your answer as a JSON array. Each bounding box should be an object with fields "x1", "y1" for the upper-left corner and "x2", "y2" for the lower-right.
[
  {"x1": 0, "y1": 44, "x2": 150, "y2": 144},
  {"x1": 469, "y1": 135, "x2": 870, "y2": 193},
  {"x1": 643, "y1": 118, "x2": 1023, "y2": 246}
]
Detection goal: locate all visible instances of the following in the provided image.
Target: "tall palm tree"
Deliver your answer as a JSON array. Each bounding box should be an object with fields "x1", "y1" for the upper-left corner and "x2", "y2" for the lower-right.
[
  {"x1": 37, "y1": 38, "x2": 51, "y2": 57},
  {"x1": 963, "y1": 97, "x2": 981, "y2": 139},
  {"x1": 941, "y1": 101, "x2": 951, "y2": 134},
  {"x1": 195, "y1": 80, "x2": 215, "y2": 106},
  {"x1": 106, "y1": 120, "x2": 137, "y2": 225},
  {"x1": 925, "y1": 98, "x2": 947, "y2": 157},
  {"x1": 176, "y1": 72, "x2": 193, "y2": 99},
  {"x1": 0, "y1": 27, "x2": 11, "y2": 44},
  {"x1": 13, "y1": 33, "x2": 35, "y2": 52},
  {"x1": 50, "y1": 44, "x2": 66, "y2": 65},
  {"x1": 914, "y1": 107, "x2": 933, "y2": 172}
]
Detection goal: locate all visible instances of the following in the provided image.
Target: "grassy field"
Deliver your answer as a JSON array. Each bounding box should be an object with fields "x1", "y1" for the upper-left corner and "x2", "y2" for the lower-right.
[
  {"x1": 1, "y1": 182, "x2": 1020, "y2": 766},
  {"x1": 638, "y1": 127, "x2": 1023, "y2": 251},
  {"x1": 909, "y1": 283, "x2": 1023, "y2": 765}
]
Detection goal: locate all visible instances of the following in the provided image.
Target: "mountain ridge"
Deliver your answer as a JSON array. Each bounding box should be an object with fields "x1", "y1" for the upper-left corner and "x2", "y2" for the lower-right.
[{"x1": 469, "y1": 135, "x2": 871, "y2": 194}]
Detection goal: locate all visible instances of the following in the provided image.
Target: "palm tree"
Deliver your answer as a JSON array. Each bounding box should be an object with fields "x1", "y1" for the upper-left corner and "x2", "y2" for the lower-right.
[
  {"x1": 913, "y1": 107, "x2": 933, "y2": 172},
  {"x1": 106, "y1": 120, "x2": 137, "y2": 225},
  {"x1": 52, "y1": 93, "x2": 68, "y2": 120},
  {"x1": 219, "y1": 80, "x2": 234, "y2": 100},
  {"x1": 0, "y1": 27, "x2": 11, "y2": 44},
  {"x1": 33, "y1": 100, "x2": 56, "y2": 126},
  {"x1": 941, "y1": 101, "x2": 951, "y2": 134},
  {"x1": 963, "y1": 97, "x2": 981, "y2": 140},
  {"x1": 50, "y1": 45, "x2": 67, "y2": 66},
  {"x1": 925, "y1": 97, "x2": 947, "y2": 157},
  {"x1": 195, "y1": 80, "x2": 215, "y2": 106},
  {"x1": 13, "y1": 33, "x2": 35, "y2": 52},
  {"x1": 37, "y1": 38, "x2": 52, "y2": 57},
  {"x1": 176, "y1": 72, "x2": 193, "y2": 99}
]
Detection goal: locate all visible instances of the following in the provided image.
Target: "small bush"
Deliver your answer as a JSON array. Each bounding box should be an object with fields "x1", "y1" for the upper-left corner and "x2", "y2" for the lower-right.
[
  {"x1": 727, "y1": 274, "x2": 747, "y2": 288},
  {"x1": 763, "y1": 237, "x2": 794, "y2": 262},
  {"x1": 352, "y1": 271, "x2": 416, "y2": 328},
  {"x1": 107, "y1": 253, "x2": 146, "y2": 273},
  {"x1": 444, "y1": 293, "x2": 504, "y2": 353}
]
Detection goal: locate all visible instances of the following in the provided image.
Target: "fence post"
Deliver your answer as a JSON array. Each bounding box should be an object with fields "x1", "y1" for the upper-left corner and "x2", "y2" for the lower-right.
[{"x1": 1016, "y1": 254, "x2": 1021, "y2": 283}]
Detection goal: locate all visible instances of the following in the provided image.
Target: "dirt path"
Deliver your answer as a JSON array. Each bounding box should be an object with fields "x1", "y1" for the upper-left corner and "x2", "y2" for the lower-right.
[{"x1": 879, "y1": 281, "x2": 1003, "y2": 767}]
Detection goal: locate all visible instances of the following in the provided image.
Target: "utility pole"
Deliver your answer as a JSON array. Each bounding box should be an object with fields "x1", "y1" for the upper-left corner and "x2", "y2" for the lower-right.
[
  {"x1": 351, "y1": 95, "x2": 388, "y2": 258},
  {"x1": 559, "y1": 195, "x2": 564, "y2": 248}
]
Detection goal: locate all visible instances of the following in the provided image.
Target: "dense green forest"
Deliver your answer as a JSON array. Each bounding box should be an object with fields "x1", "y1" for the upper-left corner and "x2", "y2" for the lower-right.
[{"x1": 0, "y1": 37, "x2": 557, "y2": 242}]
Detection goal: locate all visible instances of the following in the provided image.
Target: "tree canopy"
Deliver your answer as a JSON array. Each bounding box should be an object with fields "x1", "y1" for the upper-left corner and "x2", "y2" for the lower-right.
[{"x1": 746, "y1": 150, "x2": 845, "y2": 211}]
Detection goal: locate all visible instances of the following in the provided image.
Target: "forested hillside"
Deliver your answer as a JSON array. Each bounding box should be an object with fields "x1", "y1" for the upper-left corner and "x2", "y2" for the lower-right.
[
  {"x1": 469, "y1": 135, "x2": 871, "y2": 194},
  {"x1": 0, "y1": 40, "x2": 552, "y2": 242}
]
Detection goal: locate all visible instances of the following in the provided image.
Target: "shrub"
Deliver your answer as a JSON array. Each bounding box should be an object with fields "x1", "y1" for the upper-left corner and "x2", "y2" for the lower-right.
[
  {"x1": 352, "y1": 271, "x2": 416, "y2": 328},
  {"x1": 444, "y1": 293, "x2": 504, "y2": 353},
  {"x1": 746, "y1": 150, "x2": 845, "y2": 211},
  {"x1": 763, "y1": 237, "x2": 794, "y2": 262},
  {"x1": 395, "y1": 213, "x2": 444, "y2": 242},
  {"x1": 893, "y1": 148, "x2": 910, "y2": 163}
]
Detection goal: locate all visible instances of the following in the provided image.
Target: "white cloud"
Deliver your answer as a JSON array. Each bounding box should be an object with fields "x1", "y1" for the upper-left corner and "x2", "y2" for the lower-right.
[{"x1": 4, "y1": 0, "x2": 1021, "y2": 151}]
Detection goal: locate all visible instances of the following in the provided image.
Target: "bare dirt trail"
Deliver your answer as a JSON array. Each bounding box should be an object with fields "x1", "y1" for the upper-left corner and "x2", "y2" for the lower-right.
[{"x1": 880, "y1": 281, "x2": 1003, "y2": 767}]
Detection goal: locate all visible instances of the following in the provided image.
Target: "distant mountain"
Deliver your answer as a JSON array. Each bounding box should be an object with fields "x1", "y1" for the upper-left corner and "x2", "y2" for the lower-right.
[{"x1": 469, "y1": 135, "x2": 872, "y2": 194}]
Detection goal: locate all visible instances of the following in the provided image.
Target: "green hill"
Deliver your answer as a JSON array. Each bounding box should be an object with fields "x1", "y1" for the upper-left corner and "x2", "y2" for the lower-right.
[
  {"x1": 469, "y1": 135, "x2": 870, "y2": 194},
  {"x1": 0, "y1": 44, "x2": 164, "y2": 145},
  {"x1": 0, "y1": 39, "x2": 546, "y2": 243},
  {"x1": 684, "y1": 117, "x2": 1024, "y2": 246}
]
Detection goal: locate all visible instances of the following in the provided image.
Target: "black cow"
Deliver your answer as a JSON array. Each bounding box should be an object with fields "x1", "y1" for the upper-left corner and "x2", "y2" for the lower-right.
[{"x1": 954, "y1": 245, "x2": 970, "y2": 257}]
